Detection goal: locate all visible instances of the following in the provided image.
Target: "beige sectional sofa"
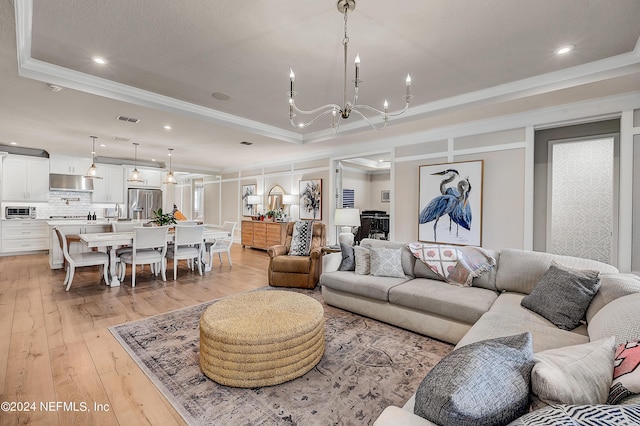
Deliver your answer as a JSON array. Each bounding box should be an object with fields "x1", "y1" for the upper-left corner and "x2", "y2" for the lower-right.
[{"x1": 319, "y1": 238, "x2": 640, "y2": 425}]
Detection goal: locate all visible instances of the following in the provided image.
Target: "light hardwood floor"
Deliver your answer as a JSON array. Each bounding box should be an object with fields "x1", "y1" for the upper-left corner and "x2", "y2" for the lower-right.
[{"x1": 0, "y1": 245, "x2": 270, "y2": 425}]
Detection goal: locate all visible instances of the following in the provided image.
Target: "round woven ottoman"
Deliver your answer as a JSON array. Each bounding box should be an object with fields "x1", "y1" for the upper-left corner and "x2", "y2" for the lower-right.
[{"x1": 199, "y1": 290, "x2": 325, "y2": 388}]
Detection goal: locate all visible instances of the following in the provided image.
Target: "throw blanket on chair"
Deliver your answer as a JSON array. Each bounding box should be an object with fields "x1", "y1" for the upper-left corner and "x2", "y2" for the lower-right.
[{"x1": 408, "y1": 243, "x2": 496, "y2": 286}]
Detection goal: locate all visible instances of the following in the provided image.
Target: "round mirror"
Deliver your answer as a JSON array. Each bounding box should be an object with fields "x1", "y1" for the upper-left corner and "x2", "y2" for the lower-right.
[{"x1": 267, "y1": 185, "x2": 286, "y2": 211}]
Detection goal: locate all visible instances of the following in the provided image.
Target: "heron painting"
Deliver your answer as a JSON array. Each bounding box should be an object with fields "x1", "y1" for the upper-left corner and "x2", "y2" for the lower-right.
[{"x1": 418, "y1": 161, "x2": 483, "y2": 246}]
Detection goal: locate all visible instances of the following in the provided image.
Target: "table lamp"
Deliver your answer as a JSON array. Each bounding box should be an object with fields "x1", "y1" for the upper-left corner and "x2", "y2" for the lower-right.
[{"x1": 334, "y1": 208, "x2": 360, "y2": 246}]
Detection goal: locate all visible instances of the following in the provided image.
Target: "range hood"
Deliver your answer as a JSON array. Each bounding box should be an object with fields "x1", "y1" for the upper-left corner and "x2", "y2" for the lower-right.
[{"x1": 49, "y1": 174, "x2": 94, "y2": 192}]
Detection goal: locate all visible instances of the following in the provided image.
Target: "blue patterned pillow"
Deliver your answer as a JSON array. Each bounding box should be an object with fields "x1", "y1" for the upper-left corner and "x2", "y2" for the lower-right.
[
  {"x1": 370, "y1": 247, "x2": 405, "y2": 278},
  {"x1": 289, "y1": 221, "x2": 313, "y2": 256}
]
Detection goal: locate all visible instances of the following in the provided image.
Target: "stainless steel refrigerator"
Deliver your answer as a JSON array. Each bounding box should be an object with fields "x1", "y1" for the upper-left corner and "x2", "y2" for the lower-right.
[{"x1": 127, "y1": 188, "x2": 163, "y2": 220}]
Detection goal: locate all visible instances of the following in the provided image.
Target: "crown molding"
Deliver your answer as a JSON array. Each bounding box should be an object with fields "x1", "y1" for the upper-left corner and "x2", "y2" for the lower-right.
[
  {"x1": 13, "y1": 0, "x2": 640, "y2": 149},
  {"x1": 13, "y1": 0, "x2": 303, "y2": 145}
]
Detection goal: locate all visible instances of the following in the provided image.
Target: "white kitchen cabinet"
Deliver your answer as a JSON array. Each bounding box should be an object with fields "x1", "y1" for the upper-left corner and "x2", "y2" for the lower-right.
[
  {"x1": 92, "y1": 164, "x2": 125, "y2": 203},
  {"x1": 2, "y1": 155, "x2": 49, "y2": 201},
  {"x1": 125, "y1": 167, "x2": 164, "y2": 188},
  {"x1": 2, "y1": 220, "x2": 50, "y2": 253},
  {"x1": 49, "y1": 155, "x2": 93, "y2": 175}
]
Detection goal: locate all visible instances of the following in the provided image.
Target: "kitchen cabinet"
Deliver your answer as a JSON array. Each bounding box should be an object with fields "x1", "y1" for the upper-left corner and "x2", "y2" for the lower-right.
[
  {"x1": 125, "y1": 167, "x2": 164, "y2": 188},
  {"x1": 49, "y1": 155, "x2": 93, "y2": 175},
  {"x1": 92, "y1": 164, "x2": 125, "y2": 203},
  {"x1": 2, "y1": 220, "x2": 50, "y2": 253},
  {"x1": 241, "y1": 221, "x2": 287, "y2": 250},
  {"x1": 48, "y1": 222, "x2": 111, "y2": 269},
  {"x1": 2, "y1": 155, "x2": 49, "y2": 201}
]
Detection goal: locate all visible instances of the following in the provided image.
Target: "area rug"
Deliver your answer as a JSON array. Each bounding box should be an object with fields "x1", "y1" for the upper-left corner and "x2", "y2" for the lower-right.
[{"x1": 109, "y1": 288, "x2": 453, "y2": 425}]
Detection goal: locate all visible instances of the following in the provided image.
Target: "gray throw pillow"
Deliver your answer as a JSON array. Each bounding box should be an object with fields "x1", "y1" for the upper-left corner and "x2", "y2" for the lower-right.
[
  {"x1": 338, "y1": 243, "x2": 355, "y2": 271},
  {"x1": 353, "y1": 246, "x2": 370, "y2": 275},
  {"x1": 521, "y1": 261, "x2": 601, "y2": 330},
  {"x1": 414, "y1": 332, "x2": 534, "y2": 426},
  {"x1": 288, "y1": 220, "x2": 313, "y2": 256},
  {"x1": 370, "y1": 247, "x2": 405, "y2": 278}
]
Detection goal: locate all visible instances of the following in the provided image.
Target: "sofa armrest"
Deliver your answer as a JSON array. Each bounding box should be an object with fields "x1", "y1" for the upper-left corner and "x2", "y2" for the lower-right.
[
  {"x1": 267, "y1": 245, "x2": 287, "y2": 258},
  {"x1": 373, "y1": 406, "x2": 437, "y2": 426}
]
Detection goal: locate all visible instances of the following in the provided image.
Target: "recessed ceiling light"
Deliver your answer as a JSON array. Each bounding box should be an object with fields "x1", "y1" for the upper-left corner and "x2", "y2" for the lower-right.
[
  {"x1": 92, "y1": 56, "x2": 107, "y2": 65},
  {"x1": 555, "y1": 45, "x2": 575, "y2": 55},
  {"x1": 151, "y1": 158, "x2": 156, "y2": 162},
  {"x1": 212, "y1": 92, "x2": 230, "y2": 101},
  {"x1": 99, "y1": 143, "x2": 106, "y2": 148},
  {"x1": 9, "y1": 141, "x2": 17, "y2": 145},
  {"x1": 163, "y1": 125, "x2": 172, "y2": 130},
  {"x1": 47, "y1": 83, "x2": 62, "y2": 92}
]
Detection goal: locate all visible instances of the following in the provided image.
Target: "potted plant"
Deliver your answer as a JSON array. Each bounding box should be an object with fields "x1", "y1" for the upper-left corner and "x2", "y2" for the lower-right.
[
  {"x1": 265, "y1": 209, "x2": 283, "y2": 222},
  {"x1": 149, "y1": 208, "x2": 177, "y2": 226}
]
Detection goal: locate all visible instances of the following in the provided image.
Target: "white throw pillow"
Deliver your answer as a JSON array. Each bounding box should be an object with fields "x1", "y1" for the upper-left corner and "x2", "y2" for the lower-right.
[
  {"x1": 353, "y1": 246, "x2": 370, "y2": 275},
  {"x1": 531, "y1": 337, "x2": 615, "y2": 409}
]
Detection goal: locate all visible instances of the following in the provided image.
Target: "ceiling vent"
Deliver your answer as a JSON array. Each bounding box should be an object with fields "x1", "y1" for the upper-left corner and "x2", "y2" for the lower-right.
[
  {"x1": 117, "y1": 115, "x2": 140, "y2": 123},
  {"x1": 240, "y1": 141, "x2": 253, "y2": 146}
]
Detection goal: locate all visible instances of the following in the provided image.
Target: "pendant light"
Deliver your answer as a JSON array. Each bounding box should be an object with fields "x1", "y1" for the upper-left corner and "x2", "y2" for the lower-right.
[
  {"x1": 163, "y1": 148, "x2": 177, "y2": 185},
  {"x1": 84, "y1": 136, "x2": 103, "y2": 179},
  {"x1": 127, "y1": 142, "x2": 144, "y2": 182}
]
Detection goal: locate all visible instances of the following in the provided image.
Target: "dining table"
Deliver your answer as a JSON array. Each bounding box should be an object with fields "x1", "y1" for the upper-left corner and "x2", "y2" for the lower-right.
[{"x1": 79, "y1": 229, "x2": 231, "y2": 287}]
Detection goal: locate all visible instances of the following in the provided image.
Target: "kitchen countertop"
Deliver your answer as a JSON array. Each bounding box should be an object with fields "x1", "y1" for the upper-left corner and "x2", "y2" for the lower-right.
[{"x1": 45, "y1": 219, "x2": 142, "y2": 226}]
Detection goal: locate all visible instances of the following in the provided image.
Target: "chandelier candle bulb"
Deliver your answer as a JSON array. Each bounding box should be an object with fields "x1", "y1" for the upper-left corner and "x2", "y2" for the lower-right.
[{"x1": 355, "y1": 54, "x2": 360, "y2": 86}]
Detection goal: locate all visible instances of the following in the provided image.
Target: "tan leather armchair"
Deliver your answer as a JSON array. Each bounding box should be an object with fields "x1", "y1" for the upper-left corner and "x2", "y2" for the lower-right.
[{"x1": 267, "y1": 221, "x2": 327, "y2": 289}]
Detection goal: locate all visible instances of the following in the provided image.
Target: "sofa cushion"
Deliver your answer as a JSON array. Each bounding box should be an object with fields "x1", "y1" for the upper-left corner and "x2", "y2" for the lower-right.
[
  {"x1": 413, "y1": 260, "x2": 446, "y2": 281},
  {"x1": 271, "y1": 254, "x2": 312, "y2": 274},
  {"x1": 338, "y1": 243, "x2": 355, "y2": 271},
  {"x1": 608, "y1": 340, "x2": 640, "y2": 405},
  {"x1": 370, "y1": 247, "x2": 406, "y2": 278},
  {"x1": 354, "y1": 246, "x2": 371, "y2": 275},
  {"x1": 360, "y1": 238, "x2": 416, "y2": 277},
  {"x1": 470, "y1": 249, "x2": 500, "y2": 291},
  {"x1": 414, "y1": 332, "x2": 534, "y2": 426},
  {"x1": 588, "y1": 293, "x2": 640, "y2": 345},
  {"x1": 319, "y1": 271, "x2": 409, "y2": 302},
  {"x1": 531, "y1": 337, "x2": 615, "y2": 409},
  {"x1": 507, "y1": 404, "x2": 640, "y2": 426},
  {"x1": 456, "y1": 311, "x2": 589, "y2": 353},
  {"x1": 520, "y1": 262, "x2": 601, "y2": 331},
  {"x1": 389, "y1": 278, "x2": 498, "y2": 324},
  {"x1": 495, "y1": 248, "x2": 618, "y2": 294},
  {"x1": 586, "y1": 273, "x2": 640, "y2": 323}
]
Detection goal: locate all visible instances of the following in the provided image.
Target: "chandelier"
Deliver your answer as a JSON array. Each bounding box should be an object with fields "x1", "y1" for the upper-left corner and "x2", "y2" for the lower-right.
[{"x1": 288, "y1": 0, "x2": 412, "y2": 133}]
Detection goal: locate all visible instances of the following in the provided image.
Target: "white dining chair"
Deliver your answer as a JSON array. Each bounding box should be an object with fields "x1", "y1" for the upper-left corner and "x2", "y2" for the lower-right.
[
  {"x1": 111, "y1": 221, "x2": 139, "y2": 277},
  {"x1": 118, "y1": 226, "x2": 169, "y2": 287},
  {"x1": 54, "y1": 227, "x2": 109, "y2": 291},
  {"x1": 166, "y1": 224, "x2": 205, "y2": 280},
  {"x1": 205, "y1": 221, "x2": 236, "y2": 270}
]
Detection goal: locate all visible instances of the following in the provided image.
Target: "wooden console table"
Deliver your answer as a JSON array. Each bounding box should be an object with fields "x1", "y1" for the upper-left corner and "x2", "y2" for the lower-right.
[{"x1": 241, "y1": 220, "x2": 288, "y2": 250}]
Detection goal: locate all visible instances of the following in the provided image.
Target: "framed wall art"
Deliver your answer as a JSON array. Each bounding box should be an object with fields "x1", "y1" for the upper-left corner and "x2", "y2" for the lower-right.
[
  {"x1": 241, "y1": 184, "x2": 257, "y2": 216},
  {"x1": 418, "y1": 160, "x2": 483, "y2": 246},
  {"x1": 381, "y1": 190, "x2": 390, "y2": 203},
  {"x1": 299, "y1": 179, "x2": 322, "y2": 220}
]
